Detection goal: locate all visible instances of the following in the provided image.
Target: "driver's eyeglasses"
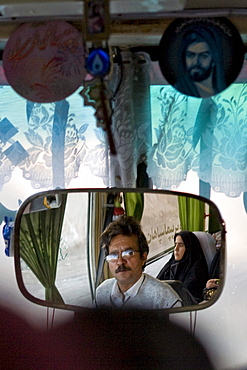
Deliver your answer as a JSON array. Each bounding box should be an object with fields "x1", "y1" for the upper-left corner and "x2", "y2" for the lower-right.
[
  {"x1": 105, "y1": 250, "x2": 140, "y2": 263},
  {"x1": 174, "y1": 242, "x2": 185, "y2": 248}
]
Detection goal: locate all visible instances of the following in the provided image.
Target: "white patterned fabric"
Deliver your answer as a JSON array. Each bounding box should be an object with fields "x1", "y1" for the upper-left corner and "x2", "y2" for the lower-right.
[
  {"x1": 147, "y1": 83, "x2": 247, "y2": 197},
  {"x1": 0, "y1": 55, "x2": 247, "y2": 201}
]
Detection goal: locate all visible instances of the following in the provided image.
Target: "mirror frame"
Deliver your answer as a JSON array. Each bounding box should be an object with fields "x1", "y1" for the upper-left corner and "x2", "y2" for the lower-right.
[{"x1": 14, "y1": 187, "x2": 226, "y2": 313}]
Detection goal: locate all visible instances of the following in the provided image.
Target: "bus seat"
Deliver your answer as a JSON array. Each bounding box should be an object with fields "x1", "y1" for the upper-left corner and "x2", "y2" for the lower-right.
[
  {"x1": 162, "y1": 280, "x2": 199, "y2": 306},
  {"x1": 193, "y1": 231, "x2": 217, "y2": 272}
]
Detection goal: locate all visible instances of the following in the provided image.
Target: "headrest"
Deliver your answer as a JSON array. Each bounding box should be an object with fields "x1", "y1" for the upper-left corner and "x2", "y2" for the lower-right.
[{"x1": 193, "y1": 231, "x2": 216, "y2": 271}]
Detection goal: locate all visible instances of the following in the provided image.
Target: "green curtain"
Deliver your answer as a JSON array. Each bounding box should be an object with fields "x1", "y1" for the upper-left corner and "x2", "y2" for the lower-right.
[
  {"x1": 123, "y1": 192, "x2": 144, "y2": 221},
  {"x1": 178, "y1": 196, "x2": 205, "y2": 231},
  {"x1": 19, "y1": 194, "x2": 67, "y2": 304},
  {"x1": 208, "y1": 205, "x2": 221, "y2": 234}
]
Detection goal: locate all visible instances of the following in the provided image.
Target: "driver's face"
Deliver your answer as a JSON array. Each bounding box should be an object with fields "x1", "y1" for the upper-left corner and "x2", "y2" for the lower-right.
[
  {"x1": 185, "y1": 41, "x2": 214, "y2": 82},
  {"x1": 107, "y1": 234, "x2": 147, "y2": 293}
]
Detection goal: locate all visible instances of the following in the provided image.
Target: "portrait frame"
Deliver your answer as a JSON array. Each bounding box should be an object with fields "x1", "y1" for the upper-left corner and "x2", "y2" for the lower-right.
[
  {"x1": 83, "y1": 0, "x2": 110, "y2": 42},
  {"x1": 158, "y1": 17, "x2": 245, "y2": 98}
]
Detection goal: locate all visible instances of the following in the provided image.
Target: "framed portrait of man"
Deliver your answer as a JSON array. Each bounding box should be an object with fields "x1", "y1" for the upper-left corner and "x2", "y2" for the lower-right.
[
  {"x1": 83, "y1": 0, "x2": 110, "y2": 42},
  {"x1": 159, "y1": 18, "x2": 245, "y2": 98}
]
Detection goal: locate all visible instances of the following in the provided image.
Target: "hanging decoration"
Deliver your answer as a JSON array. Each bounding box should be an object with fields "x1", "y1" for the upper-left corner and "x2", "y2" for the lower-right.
[
  {"x1": 86, "y1": 48, "x2": 111, "y2": 77},
  {"x1": 82, "y1": 0, "x2": 116, "y2": 154},
  {"x1": 158, "y1": 17, "x2": 245, "y2": 98},
  {"x1": 113, "y1": 194, "x2": 125, "y2": 220},
  {"x1": 3, "y1": 21, "x2": 87, "y2": 103},
  {"x1": 80, "y1": 77, "x2": 115, "y2": 154},
  {"x1": 83, "y1": 0, "x2": 110, "y2": 43}
]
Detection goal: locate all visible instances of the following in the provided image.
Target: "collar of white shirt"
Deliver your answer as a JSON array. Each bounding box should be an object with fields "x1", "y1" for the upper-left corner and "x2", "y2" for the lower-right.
[{"x1": 111, "y1": 273, "x2": 145, "y2": 308}]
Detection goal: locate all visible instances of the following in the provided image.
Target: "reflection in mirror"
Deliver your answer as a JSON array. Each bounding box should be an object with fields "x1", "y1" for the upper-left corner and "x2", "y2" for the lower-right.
[{"x1": 14, "y1": 189, "x2": 225, "y2": 312}]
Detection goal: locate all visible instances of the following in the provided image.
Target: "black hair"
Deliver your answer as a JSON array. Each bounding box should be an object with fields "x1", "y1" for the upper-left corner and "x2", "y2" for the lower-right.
[
  {"x1": 174, "y1": 231, "x2": 205, "y2": 265},
  {"x1": 176, "y1": 25, "x2": 226, "y2": 96},
  {"x1": 101, "y1": 215, "x2": 149, "y2": 261}
]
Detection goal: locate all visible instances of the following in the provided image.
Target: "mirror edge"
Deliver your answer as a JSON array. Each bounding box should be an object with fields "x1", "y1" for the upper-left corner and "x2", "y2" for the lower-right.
[{"x1": 13, "y1": 187, "x2": 226, "y2": 314}]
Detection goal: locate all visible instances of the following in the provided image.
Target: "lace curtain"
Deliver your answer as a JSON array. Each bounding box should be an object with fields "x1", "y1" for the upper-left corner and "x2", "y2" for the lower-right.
[
  {"x1": 0, "y1": 51, "x2": 246, "y2": 203},
  {"x1": 147, "y1": 83, "x2": 247, "y2": 198},
  {"x1": 0, "y1": 50, "x2": 151, "y2": 195}
]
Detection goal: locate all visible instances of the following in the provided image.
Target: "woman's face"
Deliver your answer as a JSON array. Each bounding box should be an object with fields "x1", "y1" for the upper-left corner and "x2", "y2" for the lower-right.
[{"x1": 174, "y1": 235, "x2": 186, "y2": 261}]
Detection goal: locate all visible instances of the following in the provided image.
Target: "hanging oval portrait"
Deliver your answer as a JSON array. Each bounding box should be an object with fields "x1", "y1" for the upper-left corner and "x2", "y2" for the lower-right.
[{"x1": 158, "y1": 17, "x2": 245, "y2": 98}]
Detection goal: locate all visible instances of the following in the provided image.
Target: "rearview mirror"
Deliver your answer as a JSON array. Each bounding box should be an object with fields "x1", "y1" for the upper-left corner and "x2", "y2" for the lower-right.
[{"x1": 14, "y1": 188, "x2": 226, "y2": 313}]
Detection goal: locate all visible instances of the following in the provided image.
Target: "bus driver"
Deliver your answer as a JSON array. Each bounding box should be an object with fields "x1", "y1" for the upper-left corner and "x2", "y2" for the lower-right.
[{"x1": 95, "y1": 216, "x2": 182, "y2": 309}]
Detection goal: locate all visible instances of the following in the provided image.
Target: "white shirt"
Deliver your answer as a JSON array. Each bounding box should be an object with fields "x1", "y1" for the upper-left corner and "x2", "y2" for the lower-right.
[{"x1": 111, "y1": 274, "x2": 145, "y2": 308}]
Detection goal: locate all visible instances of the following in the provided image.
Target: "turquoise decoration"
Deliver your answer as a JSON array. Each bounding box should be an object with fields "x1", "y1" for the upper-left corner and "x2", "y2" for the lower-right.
[{"x1": 86, "y1": 48, "x2": 110, "y2": 77}]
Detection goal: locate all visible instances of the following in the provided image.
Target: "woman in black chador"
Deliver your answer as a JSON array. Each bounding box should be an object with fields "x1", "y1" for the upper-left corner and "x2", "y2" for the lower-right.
[{"x1": 157, "y1": 231, "x2": 209, "y2": 302}]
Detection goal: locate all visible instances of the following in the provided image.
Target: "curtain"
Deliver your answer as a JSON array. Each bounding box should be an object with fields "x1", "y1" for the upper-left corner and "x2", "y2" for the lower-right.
[
  {"x1": 0, "y1": 55, "x2": 247, "y2": 203},
  {"x1": 0, "y1": 49, "x2": 152, "y2": 192},
  {"x1": 109, "y1": 50, "x2": 152, "y2": 187},
  {"x1": 178, "y1": 196, "x2": 205, "y2": 231},
  {"x1": 89, "y1": 192, "x2": 111, "y2": 286},
  {"x1": 147, "y1": 83, "x2": 247, "y2": 198},
  {"x1": 19, "y1": 194, "x2": 67, "y2": 304},
  {"x1": 123, "y1": 192, "x2": 144, "y2": 221}
]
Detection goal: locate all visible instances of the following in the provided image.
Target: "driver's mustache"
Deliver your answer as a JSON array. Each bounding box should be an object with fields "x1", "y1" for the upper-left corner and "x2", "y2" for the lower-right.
[{"x1": 115, "y1": 265, "x2": 131, "y2": 273}]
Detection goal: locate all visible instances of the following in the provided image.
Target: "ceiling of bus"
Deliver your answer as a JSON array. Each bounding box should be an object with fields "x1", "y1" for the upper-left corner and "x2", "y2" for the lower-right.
[{"x1": 0, "y1": 0, "x2": 246, "y2": 50}]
